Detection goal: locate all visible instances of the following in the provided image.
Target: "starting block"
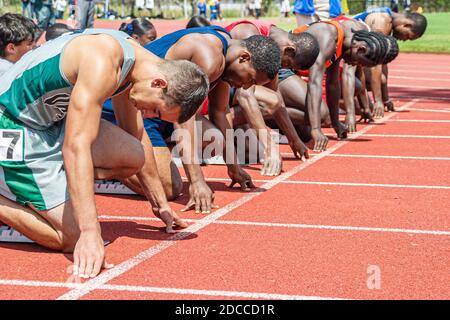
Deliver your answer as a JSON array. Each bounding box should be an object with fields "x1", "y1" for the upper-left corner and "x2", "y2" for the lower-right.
[{"x1": 95, "y1": 180, "x2": 136, "y2": 195}]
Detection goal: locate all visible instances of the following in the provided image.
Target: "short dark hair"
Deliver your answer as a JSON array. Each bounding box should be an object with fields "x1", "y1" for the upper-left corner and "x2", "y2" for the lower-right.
[
  {"x1": 352, "y1": 30, "x2": 389, "y2": 66},
  {"x1": 383, "y1": 35, "x2": 399, "y2": 64},
  {"x1": 157, "y1": 60, "x2": 209, "y2": 123},
  {"x1": 186, "y1": 16, "x2": 211, "y2": 29},
  {"x1": 45, "y1": 23, "x2": 74, "y2": 41},
  {"x1": 240, "y1": 35, "x2": 281, "y2": 80},
  {"x1": 405, "y1": 12, "x2": 427, "y2": 38},
  {"x1": 288, "y1": 32, "x2": 320, "y2": 70},
  {"x1": 0, "y1": 13, "x2": 36, "y2": 57},
  {"x1": 119, "y1": 18, "x2": 155, "y2": 37}
]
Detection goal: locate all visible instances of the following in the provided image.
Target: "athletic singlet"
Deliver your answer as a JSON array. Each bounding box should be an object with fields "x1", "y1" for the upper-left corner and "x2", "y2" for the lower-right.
[
  {"x1": 225, "y1": 20, "x2": 274, "y2": 36},
  {"x1": 293, "y1": 20, "x2": 344, "y2": 77},
  {"x1": 145, "y1": 26, "x2": 230, "y2": 58},
  {"x1": 0, "y1": 28, "x2": 135, "y2": 130},
  {"x1": 332, "y1": 15, "x2": 371, "y2": 31},
  {"x1": 353, "y1": 6, "x2": 392, "y2": 22}
]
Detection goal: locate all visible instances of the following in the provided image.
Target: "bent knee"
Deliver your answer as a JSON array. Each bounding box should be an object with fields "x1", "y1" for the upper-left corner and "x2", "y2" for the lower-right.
[{"x1": 381, "y1": 74, "x2": 387, "y2": 85}]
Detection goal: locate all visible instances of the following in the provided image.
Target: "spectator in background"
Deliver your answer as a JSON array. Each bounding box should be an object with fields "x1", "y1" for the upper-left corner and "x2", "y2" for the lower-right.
[
  {"x1": 280, "y1": 0, "x2": 291, "y2": 19},
  {"x1": 136, "y1": 0, "x2": 145, "y2": 16},
  {"x1": 209, "y1": 0, "x2": 218, "y2": 21},
  {"x1": 76, "y1": 0, "x2": 95, "y2": 29},
  {"x1": 294, "y1": 0, "x2": 342, "y2": 26},
  {"x1": 22, "y1": 0, "x2": 32, "y2": 18},
  {"x1": 216, "y1": 0, "x2": 223, "y2": 21},
  {"x1": 55, "y1": 0, "x2": 67, "y2": 19},
  {"x1": 119, "y1": 17, "x2": 157, "y2": 46},
  {"x1": 146, "y1": 0, "x2": 155, "y2": 16},
  {"x1": 391, "y1": 0, "x2": 411, "y2": 13},
  {"x1": 198, "y1": 0, "x2": 207, "y2": 18},
  {"x1": 0, "y1": 13, "x2": 37, "y2": 76},
  {"x1": 34, "y1": 0, "x2": 56, "y2": 38},
  {"x1": 254, "y1": 0, "x2": 262, "y2": 19}
]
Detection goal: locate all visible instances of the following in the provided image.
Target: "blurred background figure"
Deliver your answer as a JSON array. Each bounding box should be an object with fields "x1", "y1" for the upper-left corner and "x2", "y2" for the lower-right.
[
  {"x1": 34, "y1": 0, "x2": 56, "y2": 35},
  {"x1": 22, "y1": 0, "x2": 32, "y2": 18},
  {"x1": 54, "y1": 0, "x2": 67, "y2": 19},
  {"x1": 216, "y1": 0, "x2": 223, "y2": 21},
  {"x1": 198, "y1": 0, "x2": 207, "y2": 18},
  {"x1": 391, "y1": 0, "x2": 412, "y2": 13},
  {"x1": 76, "y1": 0, "x2": 95, "y2": 29},
  {"x1": 254, "y1": 0, "x2": 262, "y2": 19},
  {"x1": 146, "y1": 0, "x2": 154, "y2": 17},
  {"x1": 294, "y1": 0, "x2": 342, "y2": 26},
  {"x1": 280, "y1": 0, "x2": 291, "y2": 20},
  {"x1": 209, "y1": 0, "x2": 218, "y2": 21}
]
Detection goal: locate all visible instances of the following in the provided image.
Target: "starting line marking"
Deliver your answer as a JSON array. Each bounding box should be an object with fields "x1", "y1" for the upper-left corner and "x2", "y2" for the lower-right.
[
  {"x1": 279, "y1": 153, "x2": 450, "y2": 161},
  {"x1": 0, "y1": 279, "x2": 345, "y2": 300},
  {"x1": 56, "y1": 100, "x2": 419, "y2": 300},
  {"x1": 194, "y1": 177, "x2": 450, "y2": 190},
  {"x1": 407, "y1": 108, "x2": 450, "y2": 113},
  {"x1": 363, "y1": 134, "x2": 450, "y2": 139},
  {"x1": 98, "y1": 215, "x2": 450, "y2": 237},
  {"x1": 387, "y1": 119, "x2": 450, "y2": 123}
]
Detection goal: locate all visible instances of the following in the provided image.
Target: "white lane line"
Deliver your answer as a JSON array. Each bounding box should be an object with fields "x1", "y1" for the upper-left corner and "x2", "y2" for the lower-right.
[
  {"x1": 98, "y1": 216, "x2": 450, "y2": 236},
  {"x1": 326, "y1": 154, "x2": 450, "y2": 161},
  {"x1": 390, "y1": 69, "x2": 450, "y2": 75},
  {"x1": 390, "y1": 75, "x2": 450, "y2": 82},
  {"x1": 281, "y1": 180, "x2": 450, "y2": 190},
  {"x1": 0, "y1": 279, "x2": 345, "y2": 300},
  {"x1": 281, "y1": 153, "x2": 450, "y2": 160},
  {"x1": 363, "y1": 134, "x2": 450, "y2": 139},
  {"x1": 388, "y1": 84, "x2": 450, "y2": 90},
  {"x1": 57, "y1": 100, "x2": 418, "y2": 300},
  {"x1": 390, "y1": 64, "x2": 450, "y2": 70},
  {"x1": 392, "y1": 95, "x2": 450, "y2": 101},
  {"x1": 387, "y1": 119, "x2": 450, "y2": 123},
  {"x1": 186, "y1": 177, "x2": 450, "y2": 189},
  {"x1": 407, "y1": 108, "x2": 450, "y2": 113}
]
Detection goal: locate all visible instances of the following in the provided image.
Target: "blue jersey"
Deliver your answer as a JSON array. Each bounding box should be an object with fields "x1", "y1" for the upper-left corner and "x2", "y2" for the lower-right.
[
  {"x1": 198, "y1": 2, "x2": 207, "y2": 12},
  {"x1": 145, "y1": 26, "x2": 230, "y2": 58},
  {"x1": 353, "y1": 7, "x2": 393, "y2": 22},
  {"x1": 293, "y1": 0, "x2": 342, "y2": 18}
]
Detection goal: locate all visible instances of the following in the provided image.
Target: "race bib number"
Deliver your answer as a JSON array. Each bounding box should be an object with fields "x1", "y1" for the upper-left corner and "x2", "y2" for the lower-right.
[{"x1": 0, "y1": 129, "x2": 24, "y2": 161}]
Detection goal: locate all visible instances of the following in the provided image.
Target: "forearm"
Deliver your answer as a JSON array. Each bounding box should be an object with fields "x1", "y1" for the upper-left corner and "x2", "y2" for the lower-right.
[
  {"x1": 210, "y1": 110, "x2": 239, "y2": 170},
  {"x1": 306, "y1": 79, "x2": 324, "y2": 131},
  {"x1": 381, "y1": 64, "x2": 390, "y2": 103},
  {"x1": 326, "y1": 82, "x2": 341, "y2": 128},
  {"x1": 342, "y1": 66, "x2": 356, "y2": 124},
  {"x1": 370, "y1": 65, "x2": 383, "y2": 106},
  {"x1": 175, "y1": 118, "x2": 206, "y2": 185},
  {"x1": 356, "y1": 67, "x2": 371, "y2": 113},
  {"x1": 63, "y1": 145, "x2": 99, "y2": 232}
]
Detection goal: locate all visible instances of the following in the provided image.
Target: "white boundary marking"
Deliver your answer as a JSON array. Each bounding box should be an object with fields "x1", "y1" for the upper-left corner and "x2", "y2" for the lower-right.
[
  {"x1": 363, "y1": 134, "x2": 450, "y2": 139},
  {"x1": 281, "y1": 180, "x2": 450, "y2": 190},
  {"x1": 98, "y1": 215, "x2": 450, "y2": 236},
  {"x1": 388, "y1": 84, "x2": 450, "y2": 90},
  {"x1": 390, "y1": 69, "x2": 450, "y2": 75},
  {"x1": 389, "y1": 75, "x2": 450, "y2": 82},
  {"x1": 392, "y1": 95, "x2": 450, "y2": 101},
  {"x1": 407, "y1": 108, "x2": 450, "y2": 113},
  {"x1": 326, "y1": 154, "x2": 450, "y2": 161},
  {"x1": 56, "y1": 100, "x2": 419, "y2": 300},
  {"x1": 0, "y1": 279, "x2": 345, "y2": 300},
  {"x1": 280, "y1": 153, "x2": 450, "y2": 160},
  {"x1": 387, "y1": 119, "x2": 450, "y2": 123},
  {"x1": 192, "y1": 178, "x2": 450, "y2": 190}
]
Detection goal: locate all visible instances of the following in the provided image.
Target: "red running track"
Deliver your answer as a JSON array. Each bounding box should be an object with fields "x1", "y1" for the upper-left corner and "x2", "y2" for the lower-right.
[{"x1": 0, "y1": 24, "x2": 449, "y2": 300}]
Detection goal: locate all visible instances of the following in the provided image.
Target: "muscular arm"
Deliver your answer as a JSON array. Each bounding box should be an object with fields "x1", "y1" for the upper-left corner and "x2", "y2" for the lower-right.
[
  {"x1": 342, "y1": 62, "x2": 357, "y2": 132},
  {"x1": 326, "y1": 60, "x2": 347, "y2": 139},
  {"x1": 209, "y1": 80, "x2": 255, "y2": 190}
]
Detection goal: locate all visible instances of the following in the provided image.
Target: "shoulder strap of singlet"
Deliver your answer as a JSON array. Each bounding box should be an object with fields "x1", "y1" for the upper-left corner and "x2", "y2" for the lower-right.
[
  {"x1": 72, "y1": 29, "x2": 135, "y2": 86},
  {"x1": 147, "y1": 26, "x2": 231, "y2": 58}
]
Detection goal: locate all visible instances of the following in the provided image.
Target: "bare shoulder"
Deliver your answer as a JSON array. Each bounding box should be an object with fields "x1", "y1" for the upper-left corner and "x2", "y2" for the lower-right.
[
  {"x1": 230, "y1": 23, "x2": 260, "y2": 39},
  {"x1": 366, "y1": 13, "x2": 392, "y2": 35},
  {"x1": 307, "y1": 23, "x2": 337, "y2": 60}
]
